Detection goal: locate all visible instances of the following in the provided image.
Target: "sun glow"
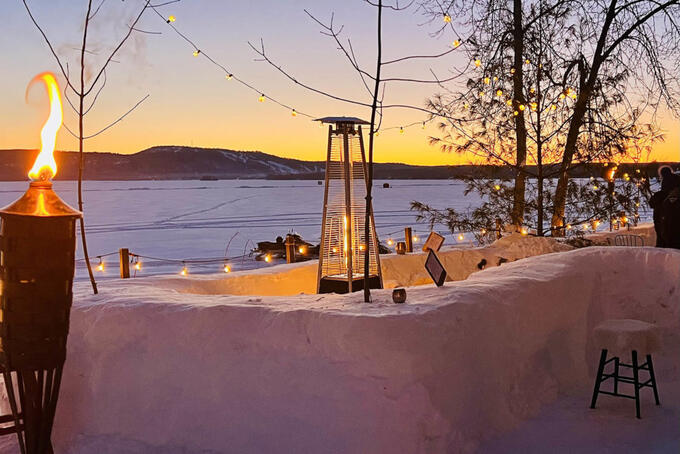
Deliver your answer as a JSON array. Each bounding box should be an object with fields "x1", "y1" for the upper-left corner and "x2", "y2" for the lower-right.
[{"x1": 27, "y1": 73, "x2": 62, "y2": 181}]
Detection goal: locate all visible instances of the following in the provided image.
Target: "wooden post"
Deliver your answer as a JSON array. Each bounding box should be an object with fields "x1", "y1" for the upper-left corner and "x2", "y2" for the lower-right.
[
  {"x1": 285, "y1": 234, "x2": 296, "y2": 264},
  {"x1": 119, "y1": 248, "x2": 130, "y2": 279},
  {"x1": 495, "y1": 218, "x2": 503, "y2": 239},
  {"x1": 404, "y1": 227, "x2": 413, "y2": 253}
]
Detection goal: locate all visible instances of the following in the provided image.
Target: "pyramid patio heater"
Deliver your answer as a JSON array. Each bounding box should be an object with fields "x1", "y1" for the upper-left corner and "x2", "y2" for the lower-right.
[{"x1": 316, "y1": 117, "x2": 382, "y2": 294}]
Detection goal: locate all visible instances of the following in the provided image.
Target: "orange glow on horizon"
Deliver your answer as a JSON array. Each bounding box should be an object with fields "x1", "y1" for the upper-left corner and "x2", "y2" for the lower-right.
[{"x1": 27, "y1": 73, "x2": 62, "y2": 181}]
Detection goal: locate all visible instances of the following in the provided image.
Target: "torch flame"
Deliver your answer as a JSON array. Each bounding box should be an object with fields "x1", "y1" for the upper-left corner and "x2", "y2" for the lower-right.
[{"x1": 27, "y1": 73, "x2": 62, "y2": 181}]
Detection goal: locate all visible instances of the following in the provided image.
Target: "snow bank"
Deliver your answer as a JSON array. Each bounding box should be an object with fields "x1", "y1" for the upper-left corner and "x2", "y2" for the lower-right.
[
  {"x1": 156, "y1": 234, "x2": 573, "y2": 296},
  {"x1": 586, "y1": 222, "x2": 655, "y2": 246},
  {"x1": 38, "y1": 246, "x2": 680, "y2": 453}
]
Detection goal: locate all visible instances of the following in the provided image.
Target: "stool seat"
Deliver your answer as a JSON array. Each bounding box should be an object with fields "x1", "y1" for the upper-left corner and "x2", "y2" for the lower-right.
[{"x1": 593, "y1": 319, "x2": 661, "y2": 358}]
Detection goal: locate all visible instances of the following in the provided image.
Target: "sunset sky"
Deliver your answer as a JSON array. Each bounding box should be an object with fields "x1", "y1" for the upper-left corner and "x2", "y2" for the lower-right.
[{"x1": 2, "y1": 0, "x2": 678, "y2": 166}]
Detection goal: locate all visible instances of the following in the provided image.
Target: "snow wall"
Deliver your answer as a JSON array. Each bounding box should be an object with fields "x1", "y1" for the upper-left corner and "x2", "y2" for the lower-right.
[
  {"x1": 44, "y1": 244, "x2": 678, "y2": 454},
  {"x1": 155, "y1": 233, "x2": 574, "y2": 296}
]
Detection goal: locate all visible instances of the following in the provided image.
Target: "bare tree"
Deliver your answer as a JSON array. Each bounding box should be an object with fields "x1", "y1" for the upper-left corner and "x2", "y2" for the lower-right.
[
  {"x1": 550, "y1": 0, "x2": 680, "y2": 234},
  {"x1": 23, "y1": 0, "x2": 154, "y2": 293},
  {"x1": 251, "y1": 0, "x2": 465, "y2": 301}
]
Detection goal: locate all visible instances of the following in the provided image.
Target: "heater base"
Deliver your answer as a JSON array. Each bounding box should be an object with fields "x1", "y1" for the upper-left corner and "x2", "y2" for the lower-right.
[{"x1": 318, "y1": 275, "x2": 382, "y2": 294}]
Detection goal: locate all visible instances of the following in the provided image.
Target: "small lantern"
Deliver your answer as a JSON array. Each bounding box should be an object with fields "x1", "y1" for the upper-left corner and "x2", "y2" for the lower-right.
[{"x1": 315, "y1": 117, "x2": 383, "y2": 294}]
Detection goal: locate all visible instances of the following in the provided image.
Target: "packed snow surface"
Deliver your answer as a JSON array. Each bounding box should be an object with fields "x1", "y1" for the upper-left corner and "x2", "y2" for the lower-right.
[{"x1": 0, "y1": 240, "x2": 675, "y2": 453}]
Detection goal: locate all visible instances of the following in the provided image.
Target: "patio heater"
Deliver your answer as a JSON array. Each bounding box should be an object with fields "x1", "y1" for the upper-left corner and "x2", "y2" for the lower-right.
[
  {"x1": 316, "y1": 117, "x2": 382, "y2": 294},
  {"x1": 0, "y1": 73, "x2": 80, "y2": 454}
]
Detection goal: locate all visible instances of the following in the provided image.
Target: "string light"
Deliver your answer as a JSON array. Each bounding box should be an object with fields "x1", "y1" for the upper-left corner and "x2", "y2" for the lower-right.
[
  {"x1": 514, "y1": 111, "x2": 519, "y2": 116},
  {"x1": 518, "y1": 104, "x2": 525, "y2": 111},
  {"x1": 481, "y1": 228, "x2": 487, "y2": 235},
  {"x1": 166, "y1": 15, "x2": 176, "y2": 23},
  {"x1": 484, "y1": 77, "x2": 490, "y2": 84},
  {"x1": 413, "y1": 235, "x2": 419, "y2": 243},
  {"x1": 225, "y1": 73, "x2": 233, "y2": 80},
  {"x1": 453, "y1": 39, "x2": 461, "y2": 47},
  {"x1": 97, "y1": 257, "x2": 104, "y2": 272},
  {"x1": 443, "y1": 13, "x2": 452, "y2": 23},
  {"x1": 224, "y1": 264, "x2": 231, "y2": 273},
  {"x1": 387, "y1": 239, "x2": 394, "y2": 246},
  {"x1": 520, "y1": 227, "x2": 528, "y2": 236},
  {"x1": 422, "y1": 121, "x2": 426, "y2": 129},
  {"x1": 134, "y1": 261, "x2": 142, "y2": 271},
  {"x1": 258, "y1": 94, "x2": 266, "y2": 102},
  {"x1": 180, "y1": 263, "x2": 188, "y2": 276},
  {"x1": 458, "y1": 234, "x2": 464, "y2": 241},
  {"x1": 479, "y1": 91, "x2": 485, "y2": 97},
  {"x1": 506, "y1": 99, "x2": 513, "y2": 106},
  {"x1": 291, "y1": 109, "x2": 297, "y2": 117},
  {"x1": 193, "y1": 49, "x2": 201, "y2": 57},
  {"x1": 530, "y1": 102, "x2": 537, "y2": 111},
  {"x1": 474, "y1": 59, "x2": 482, "y2": 67},
  {"x1": 298, "y1": 245, "x2": 307, "y2": 254},
  {"x1": 525, "y1": 59, "x2": 531, "y2": 65},
  {"x1": 510, "y1": 68, "x2": 516, "y2": 74},
  {"x1": 497, "y1": 90, "x2": 503, "y2": 97},
  {"x1": 400, "y1": 127, "x2": 404, "y2": 134},
  {"x1": 494, "y1": 184, "x2": 501, "y2": 190},
  {"x1": 264, "y1": 254, "x2": 272, "y2": 263}
]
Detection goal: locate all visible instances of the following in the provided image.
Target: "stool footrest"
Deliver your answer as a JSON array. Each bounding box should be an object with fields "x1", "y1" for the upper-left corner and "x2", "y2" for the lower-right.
[{"x1": 591, "y1": 348, "x2": 661, "y2": 419}]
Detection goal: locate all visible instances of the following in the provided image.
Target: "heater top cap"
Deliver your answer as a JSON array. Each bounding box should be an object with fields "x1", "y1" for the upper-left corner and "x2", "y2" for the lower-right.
[
  {"x1": 0, "y1": 181, "x2": 81, "y2": 218},
  {"x1": 315, "y1": 116, "x2": 370, "y2": 125}
]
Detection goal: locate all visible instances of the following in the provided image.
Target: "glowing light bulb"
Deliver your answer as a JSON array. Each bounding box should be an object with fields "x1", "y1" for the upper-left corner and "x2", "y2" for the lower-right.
[
  {"x1": 559, "y1": 93, "x2": 566, "y2": 100},
  {"x1": 225, "y1": 74, "x2": 233, "y2": 80},
  {"x1": 258, "y1": 94, "x2": 265, "y2": 102},
  {"x1": 332, "y1": 247, "x2": 338, "y2": 253},
  {"x1": 134, "y1": 261, "x2": 141, "y2": 271},
  {"x1": 519, "y1": 104, "x2": 525, "y2": 111},
  {"x1": 193, "y1": 50, "x2": 201, "y2": 57},
  {"x1": 400, "y1": 127, "x2": 404, "y2": 134},
  {"x1": 422, "y1": 122, "x2": 426, "y2": 129},
  {"x1": 530, "y1": 102, "x2": 537, "y2": 111},
  {"x1": 484, "y1": 77, "x2": 490, "y2": 84},
  {"x1": 443, "y1": 13, "x2": 451, "y2": 23},
  {"x1": 510, "y1": 68, "x2": 516, "y2": 74},
  {"x1": 97, "y1": 261, "x2": 104, "y2": 272},
  {"x1": 458, "y1": 234, "x2": 464, "y2": 241},
  {"x1": 566, "y1": 224, "x2": 572, "y2": 230},
  {"x1": 298, "y1": 246, "x2": 306, "y2": 254},
  {"x1": 520, "y1": 227, "x2": 528, "y2": 236},
  {"x1": 453, "y1": 39, "x2": 461, "y2": 48},
  {"x1": 493, "y1": 76, "x2": 498, "y2": 82},
  {"x1": 166, "y1": 15, "x2": 176, "y2": 23},
  {"x1": 224, "y1": 264, "x2": 231, "y2": 273},
  {"x1": 551, "y1": 104, "x2": 557, "y2": 110},
  {"x1": 514, "y1": 111, "x2": 519, "y2": 116},
  {"x1": 180, "y1": 266, "x2": 187, "y2": 276},
  {"x1": 506, "y1": 99, "x2": 513, "y2": 106},
  {"x1": 359, "y1": 244, "x2": 365, "y2": 251},
  {"x1": 481, "y1": 229, "x2": 487, "y2": 235},
  {"x1": 479, "y1": 91, "x2": 485, "y2": 97},
  {"x1": 387, "y1": 239, "x2": 394, "y2": 246},
  {"x1": 264, "y1": 254, "x2": 271, "y2": 263},
  {"x1": 464, "y1": 102, "x2": 469, "y2": 109},
  {"x1": 291, "y1": 109, "x2": 297, "y2": 117},
  {"x1": 494, "y1": 184, "x2": 501, "y2": 190},
  {"x1": 593, "y1": 185, "x2": 599, "y2": 190},
  {"x1": 474, "y1": 59, "x2": 482, "y2": 67},
  {"x1": 413, "y1": 235, "x2": 419, "y2": 243},
  {"x1": 525, "y1": 59, "x2": 530, "y2": 65},
  {"x1": 497, "y1": 89, "x2": 503, "y2": 97}
]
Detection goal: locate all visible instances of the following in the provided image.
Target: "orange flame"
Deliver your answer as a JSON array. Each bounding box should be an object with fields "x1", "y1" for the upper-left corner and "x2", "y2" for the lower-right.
[{"x1": 27, "y1": 73, "x2": 62, "y2": 181}]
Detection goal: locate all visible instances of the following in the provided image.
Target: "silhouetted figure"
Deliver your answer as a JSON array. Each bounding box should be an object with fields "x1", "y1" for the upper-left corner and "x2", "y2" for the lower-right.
[{"x1": 650, "y1": 166, "x2": 680, "y2": 248}]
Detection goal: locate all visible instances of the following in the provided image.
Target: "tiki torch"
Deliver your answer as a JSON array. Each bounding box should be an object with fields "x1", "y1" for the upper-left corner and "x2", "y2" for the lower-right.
[{"x1": 0, "y1": 73, "x2": 80, "y2": 454}]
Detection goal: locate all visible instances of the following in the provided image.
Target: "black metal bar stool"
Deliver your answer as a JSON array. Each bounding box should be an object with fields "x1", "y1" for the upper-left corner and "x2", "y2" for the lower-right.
[{"x1": 590, "y1": 319, "x2": 661, "y2": 419}]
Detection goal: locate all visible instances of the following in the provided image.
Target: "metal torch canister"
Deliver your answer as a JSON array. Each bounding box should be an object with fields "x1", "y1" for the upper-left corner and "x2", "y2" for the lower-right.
[{"x1": 0, "y1": 180, "x2": 81, "y2": 454}]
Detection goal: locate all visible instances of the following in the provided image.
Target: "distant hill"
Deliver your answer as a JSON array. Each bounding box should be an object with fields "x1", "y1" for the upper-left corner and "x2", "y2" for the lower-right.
[{"x1": 0, "y1": 146, "x2": 675, "y2": 180}]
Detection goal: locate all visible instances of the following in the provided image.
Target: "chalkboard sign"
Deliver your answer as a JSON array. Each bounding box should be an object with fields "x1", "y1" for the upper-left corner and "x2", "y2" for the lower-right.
[{"x1": 425, "y1": 250, "x2": 447, "y2": 286}]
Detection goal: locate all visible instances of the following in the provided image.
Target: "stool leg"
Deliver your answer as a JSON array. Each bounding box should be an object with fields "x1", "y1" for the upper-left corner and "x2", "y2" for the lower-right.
[
  {"x1": 632, "y1": 350, "x2": 641, "y2": 419},
  {"x1": 591, "y1": 349, "x2": 608, "y2": 409},
  {"x1": 3, "y1": 371, "x2": 26, "y2": 454},
  {"x1": 646, "y1": 354, "x2": 660, "y2": 406},
  {"x1": 614, "y1": 357, "x2": 619, "y2": 395}
]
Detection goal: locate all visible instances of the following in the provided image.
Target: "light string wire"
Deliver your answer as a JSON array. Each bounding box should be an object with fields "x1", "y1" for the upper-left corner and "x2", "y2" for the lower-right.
[{"x1": 148, "y1": 5, "x2": 437, "y2": 135}]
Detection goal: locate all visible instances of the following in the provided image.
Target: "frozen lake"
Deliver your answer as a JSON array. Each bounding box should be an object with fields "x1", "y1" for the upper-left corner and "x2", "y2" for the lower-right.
[{"x1": 0, "y1": 179, "x2": 481, "y2": 279}]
